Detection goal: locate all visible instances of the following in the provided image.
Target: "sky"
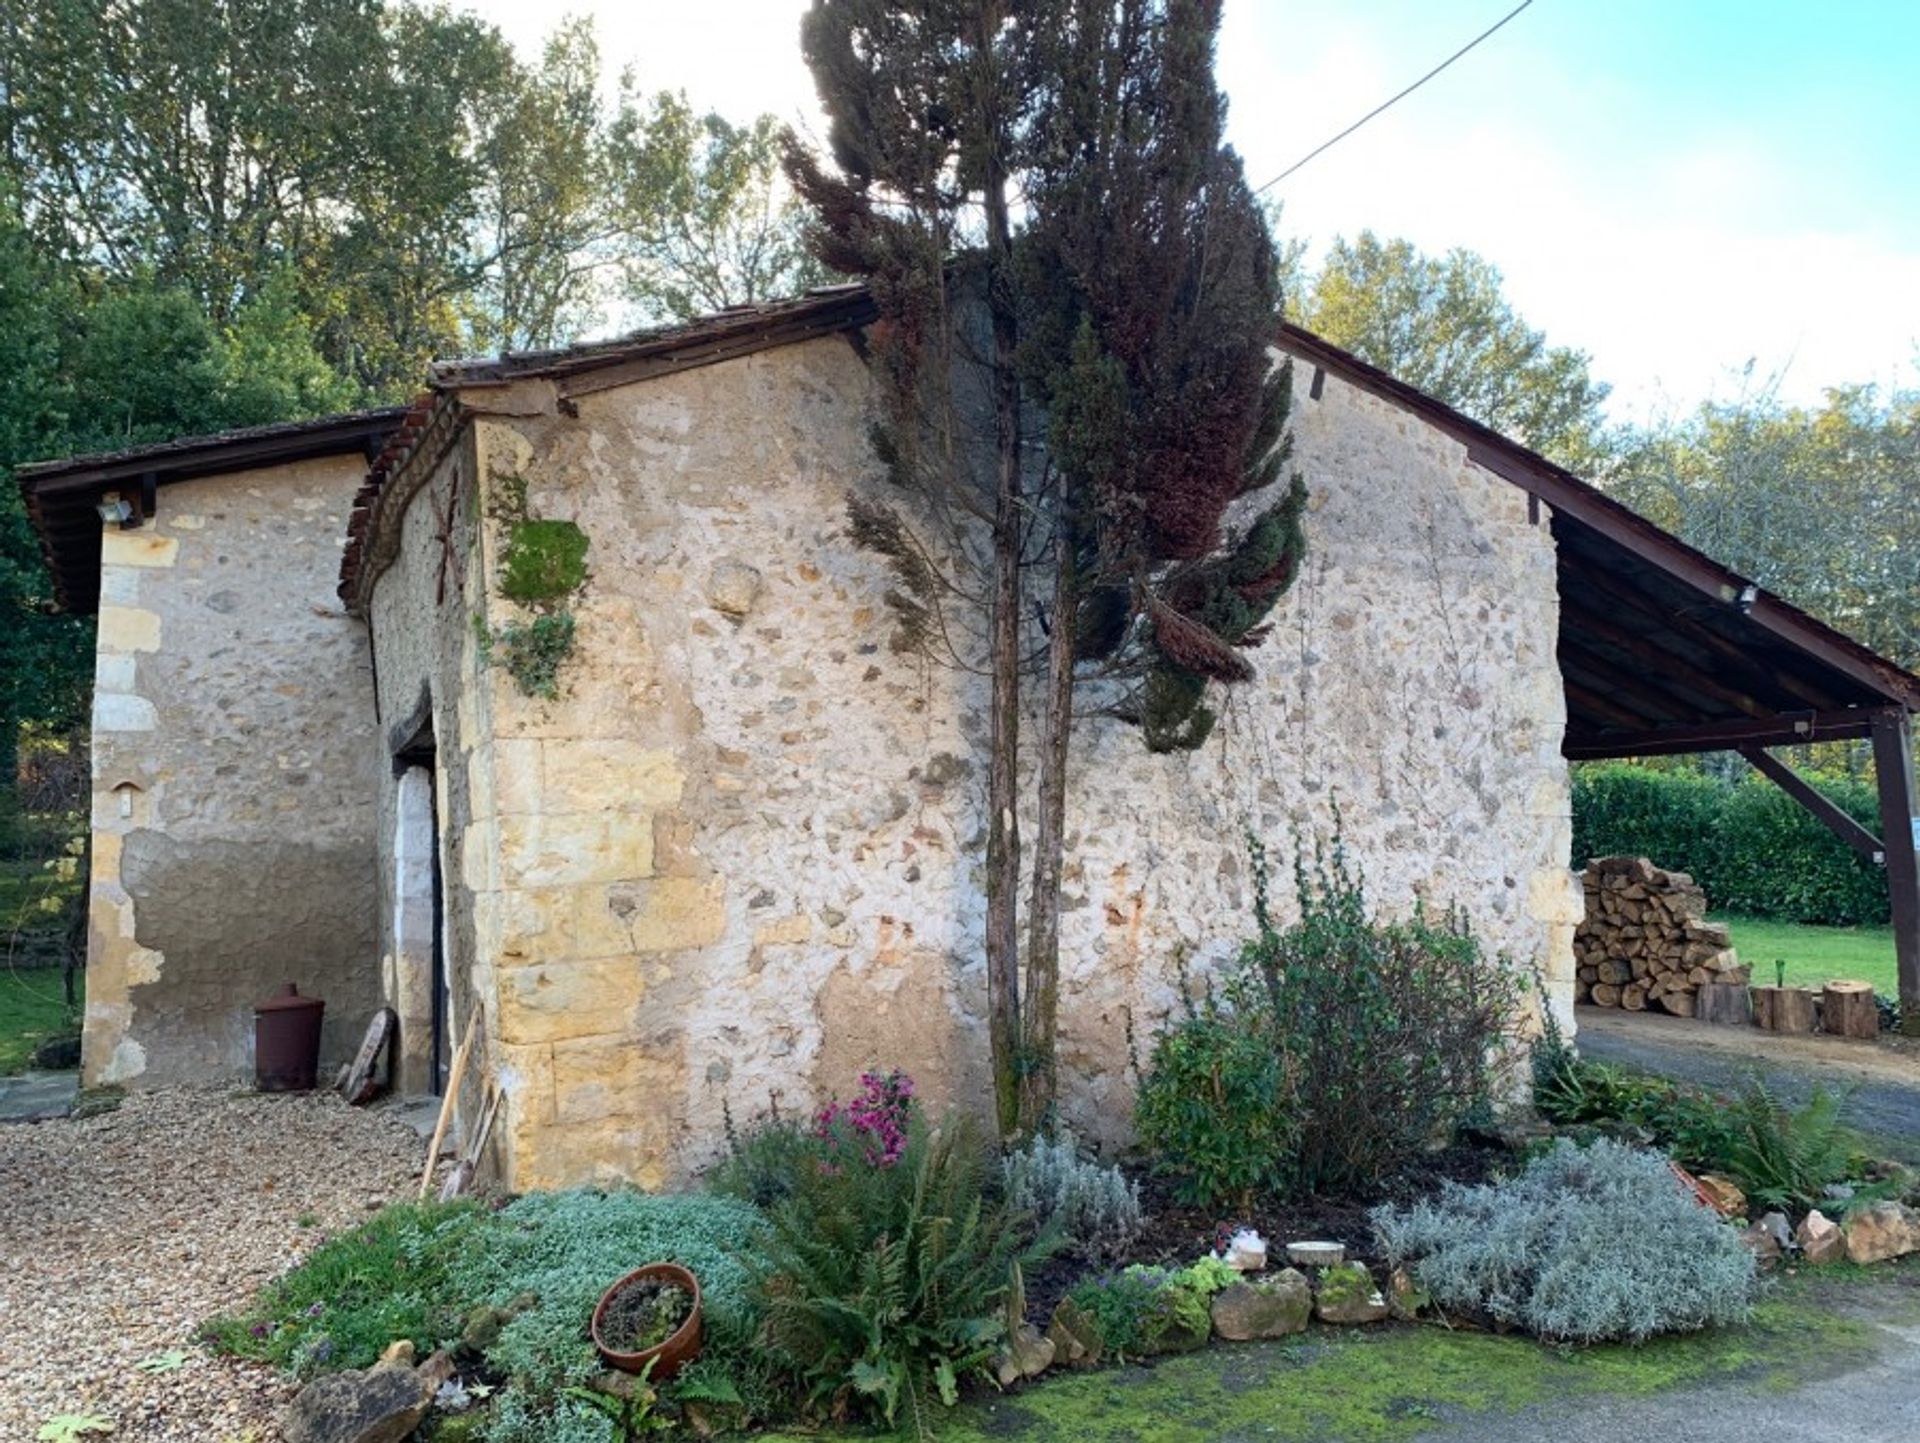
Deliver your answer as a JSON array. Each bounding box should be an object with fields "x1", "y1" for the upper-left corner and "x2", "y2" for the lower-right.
[{"x1": 462, "y1": 0, "x2": 1920, "y2": 423}]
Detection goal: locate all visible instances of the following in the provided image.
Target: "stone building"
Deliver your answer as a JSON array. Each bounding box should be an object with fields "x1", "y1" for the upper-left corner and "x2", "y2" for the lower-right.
[{"x1": 24, "y1": 285, "x2": 1920, "y2": 1190}]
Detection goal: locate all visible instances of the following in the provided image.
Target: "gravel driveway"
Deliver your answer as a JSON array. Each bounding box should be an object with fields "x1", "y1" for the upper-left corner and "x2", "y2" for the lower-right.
[
  {"x1": 1578, "y1": 1007, "x2": 1920, "y2": 1163},
  {"x1": 0, "y1": 1089, "x2": 424, "y2": 1442}
]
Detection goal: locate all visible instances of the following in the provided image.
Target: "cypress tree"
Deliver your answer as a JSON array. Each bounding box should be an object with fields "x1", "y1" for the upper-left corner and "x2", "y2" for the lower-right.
[
  {"x1": 787, "y1": 0, "x2": 1043, "y2": 1136},
  {"x1": 1015, "y1": 0, "x2": 1307, "y2": 1122},
  {"x1": 789, "y1": 0, "x2": 1306, "y2": 1136}
]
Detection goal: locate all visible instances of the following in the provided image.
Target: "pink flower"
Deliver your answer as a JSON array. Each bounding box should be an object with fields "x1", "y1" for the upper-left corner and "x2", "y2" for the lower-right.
[{"x1": 815, "y1": 1070, "x2": 916, "y2": 1168}]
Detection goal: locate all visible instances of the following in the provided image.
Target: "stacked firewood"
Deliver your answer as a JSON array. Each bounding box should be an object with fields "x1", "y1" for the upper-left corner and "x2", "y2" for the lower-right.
[{"x1": 1573, "y1": 857, "x2": 1747, "y2": 1017}]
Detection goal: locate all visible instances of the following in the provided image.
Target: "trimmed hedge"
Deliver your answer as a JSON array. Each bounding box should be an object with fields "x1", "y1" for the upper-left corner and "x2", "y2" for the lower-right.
[{"x1": 1571, "y1": 763, "x2": 1889, "y2": 926}]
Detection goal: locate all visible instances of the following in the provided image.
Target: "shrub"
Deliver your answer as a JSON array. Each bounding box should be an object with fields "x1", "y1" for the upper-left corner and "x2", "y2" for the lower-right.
[
  {"x1": 1133, "y1": 984, "x2": 1291, "y2": 1210},
  {"x1": 709, "y1": 1107, "x2": 824, "y2": 1209},
  {"x1": 1372, "y1": 1138, "x2": 1758, "y2": 1343},
  {"x1": 1531, "y1": 1029, "x2": 1858, "y2": 1214},
  {"x1": 448, "y1": 1189, "x2": 771, "y2": 1439},
  {"x1": 1137, "y1": 830, "x2": 1523, "y2": 1208},
  {"x1": 1063, "y1": 1259, "x2": 1227, "y2": 1360},
  {"x1": 1573, "y1": 762, "x2": 1888, "y2": 925},
  {"x1": 1002, "y1": 1132, "x2": 1144, "y2": 1259},
  {"x1": 201, "y1": 1201, "x2": 483, "y2": 1374},
  {"x1": 750, "y1": 1108, "x2": 1046, "y2": 1438}
]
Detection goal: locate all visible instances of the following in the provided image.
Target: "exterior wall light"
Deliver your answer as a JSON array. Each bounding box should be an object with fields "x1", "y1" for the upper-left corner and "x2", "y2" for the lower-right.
[{"x1": 96, "y1": 492, "x2": 135, "y2": 526}]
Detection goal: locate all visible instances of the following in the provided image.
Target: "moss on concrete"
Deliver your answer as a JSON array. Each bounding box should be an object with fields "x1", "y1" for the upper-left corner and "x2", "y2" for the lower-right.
[{"x1": 763, "y1": 1272, "x2": 1888, "y2": 1443}]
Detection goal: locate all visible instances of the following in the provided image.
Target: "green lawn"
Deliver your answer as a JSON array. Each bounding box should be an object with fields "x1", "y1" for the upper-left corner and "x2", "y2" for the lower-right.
[
  {"x1": 1715, "y1": 913, "x2": 1896, "y2": 995},
  {"x1": 0, "y1": 967, "x2": 80, "y2": 1074}
]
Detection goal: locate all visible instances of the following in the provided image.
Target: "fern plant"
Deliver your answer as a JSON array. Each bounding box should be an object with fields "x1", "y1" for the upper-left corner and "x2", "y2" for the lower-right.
[
  {"x1": 1707, "y1": 1079, "x2": 1856, "y2": 1214},
  {"x1": 750, "y1": 1114, "x2": 1049, "y2": 1438}
]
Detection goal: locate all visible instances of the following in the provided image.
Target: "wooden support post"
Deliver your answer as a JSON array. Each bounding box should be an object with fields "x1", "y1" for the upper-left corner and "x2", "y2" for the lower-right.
[
  {"x1": 1739, "y1": 746, "x2": 1886, "y2": 862},
  {"x1": 1871, "y1": 708, "x2": 1920, "y2": 1034}
]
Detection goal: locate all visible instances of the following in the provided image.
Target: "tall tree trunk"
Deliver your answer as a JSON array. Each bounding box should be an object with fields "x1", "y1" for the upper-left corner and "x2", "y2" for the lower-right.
[
  {"x1": 981, "y1": 66, "x2": 1025, "y2": 1141},
  {"x1": 1020, "y1": 535, "x2": 1076, "y2": 1133}
]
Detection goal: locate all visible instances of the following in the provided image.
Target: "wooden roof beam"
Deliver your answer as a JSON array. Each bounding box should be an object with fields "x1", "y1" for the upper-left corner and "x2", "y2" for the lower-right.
[
  {"x1": 1559, "y1": 633, "x2": 1748, "y2": 728},
  {"x1": 1739, "y1": 745, "x2": 1886, "y2": 862},
  {"x1": 1560, "y1": 598, "x2": 1776, "y2": 719},
  {"x1": 1564, "y1": 708, "x2": 1879, "y2": 760},
  {"x1": 1564, "y1": 679, "x2": 1653, "y2": 733},
  {"x1": 1568, "y1": 553, "x2": 1844, "y2": 711},
  {"x1": 1467, "y1": 438, "x2": 1920, "y2": 708}
]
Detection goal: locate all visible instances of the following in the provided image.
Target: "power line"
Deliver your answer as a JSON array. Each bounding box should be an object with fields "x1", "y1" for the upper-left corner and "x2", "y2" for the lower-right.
[{"x1": 1253, "y1": 0, "x2": 1537, "y2": 195}]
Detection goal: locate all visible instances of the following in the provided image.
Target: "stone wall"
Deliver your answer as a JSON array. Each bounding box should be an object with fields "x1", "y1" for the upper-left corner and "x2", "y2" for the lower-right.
[
  {"x1": 364, "y1": 424, "x2": 493, "y2": 1101},
  {"x1": 366, "y1": 334, "x2": 1580, "y2": 1191},
  {"x1": 83, "y1": 456, "x2": 384, "y2": 1087}
]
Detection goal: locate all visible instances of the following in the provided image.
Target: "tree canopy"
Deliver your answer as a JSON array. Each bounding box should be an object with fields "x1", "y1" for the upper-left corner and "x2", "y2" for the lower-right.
[
  {"x1": 0, "y1": 0, "x2": 832, "y2": 772},
  {"x1": 1285, "y1": 230, "x2": 1613, "y2": 473}
]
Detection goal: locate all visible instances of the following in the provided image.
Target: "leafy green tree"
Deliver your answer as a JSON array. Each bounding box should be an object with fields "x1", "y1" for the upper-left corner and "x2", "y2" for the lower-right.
[
  {"x1": 1288, "y1": 231, "x2": 1612, "y2": 472},
  {"x1": 1609, "y1": 375, "x2": 1920, "y2": 671},
  {"x1": 0, "y1": 195, "x2": 89, "y2": 784},
  {"x1": 1, "y1": 0, "x2": 602, "y2": 393},
  {"x1": 610, "y1": 91, "x2": 829, "y2": 321},
  {"x1": 466, "y1": 18, "x2": 613, "y2": 354}
]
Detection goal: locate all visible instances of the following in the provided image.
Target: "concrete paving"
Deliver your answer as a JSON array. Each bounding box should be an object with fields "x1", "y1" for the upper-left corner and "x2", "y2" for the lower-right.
[
  {"x1": 1410, "y1": 1318, "x2": 1920, "y2": 1443},
  {"x1": 0, "y1": 1069, "x2": 77, "y2": 1122}
]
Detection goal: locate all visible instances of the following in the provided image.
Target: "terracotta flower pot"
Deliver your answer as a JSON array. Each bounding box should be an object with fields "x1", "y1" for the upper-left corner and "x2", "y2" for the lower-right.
[{"x1": 591, "y1": 1262, "x2": 703, "y2": 1380}]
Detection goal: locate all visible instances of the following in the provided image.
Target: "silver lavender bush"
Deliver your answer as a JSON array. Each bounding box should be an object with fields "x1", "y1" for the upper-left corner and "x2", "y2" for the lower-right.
[
  {"x1": 1371, "y1": 1137, "x2": 1758, "y2": 1344},
  {"x1": 1003, "y1": 1132, "x2": 1145, "y2": 1259}
]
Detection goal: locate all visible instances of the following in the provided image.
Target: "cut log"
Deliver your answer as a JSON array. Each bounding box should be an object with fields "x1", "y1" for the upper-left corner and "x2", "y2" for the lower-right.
[
  {"x1": 1697, "y1": 981, "x2": 1753, "y2": 1028},
  {"x1": 1621, "y1": 984, "x2": 1648, "y2": 1011},
  {"x1": 1769, "y1": 986, "x2": 1819, "y2": 1034},
  {"x1": 1660, "y1": 990, "x2": 1697, "y2": 1018},
  {"x1": 1591, "y1": 982, "x2": 1622, "y2": 1008},
  {"x1": 1822, "y1": 980, "x2": 1879, "y2": 1040}
]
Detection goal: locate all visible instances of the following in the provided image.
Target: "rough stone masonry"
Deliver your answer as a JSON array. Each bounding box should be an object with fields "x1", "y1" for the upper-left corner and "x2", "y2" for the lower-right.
[{"x1": 356, "y1": 329, "x2": 1580, "y2": 1191}]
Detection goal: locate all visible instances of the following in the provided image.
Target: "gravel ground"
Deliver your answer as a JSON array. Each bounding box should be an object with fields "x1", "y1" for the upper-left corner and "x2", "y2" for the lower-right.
[
  {"x1": 1579, "y1": 1007, "x2": 1920, "y2": 1163},
  {"x1": 0, "y1": 1088, "x2": 425, "y2": 1442}
]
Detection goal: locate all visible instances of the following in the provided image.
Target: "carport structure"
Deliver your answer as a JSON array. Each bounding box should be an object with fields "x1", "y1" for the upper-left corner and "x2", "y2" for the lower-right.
[{"x1": 1284, "y1": 326, "x2": 1920, "y2": 1030}]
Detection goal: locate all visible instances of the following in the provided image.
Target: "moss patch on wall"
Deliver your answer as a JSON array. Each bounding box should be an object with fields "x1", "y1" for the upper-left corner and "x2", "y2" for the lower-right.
[
  {"x1": 499, "y1": 519, "x2": 590, "y2": 604},
  {"x1": 478, "y1": 464, "x2": 590, "y2": 699}
]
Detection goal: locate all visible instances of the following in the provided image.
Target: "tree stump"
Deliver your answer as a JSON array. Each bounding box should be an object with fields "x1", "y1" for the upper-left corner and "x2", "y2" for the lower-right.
[
  {"x1": 1822, "y1": 980, "x2": 1879, "y2": 1040},
  {"x1": 1697, "y1": 981, "x2": 1753, "y2": 1028},
  {"x1": 1768, "y1": 986, "x2": 1819, "y2": 1033}
]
